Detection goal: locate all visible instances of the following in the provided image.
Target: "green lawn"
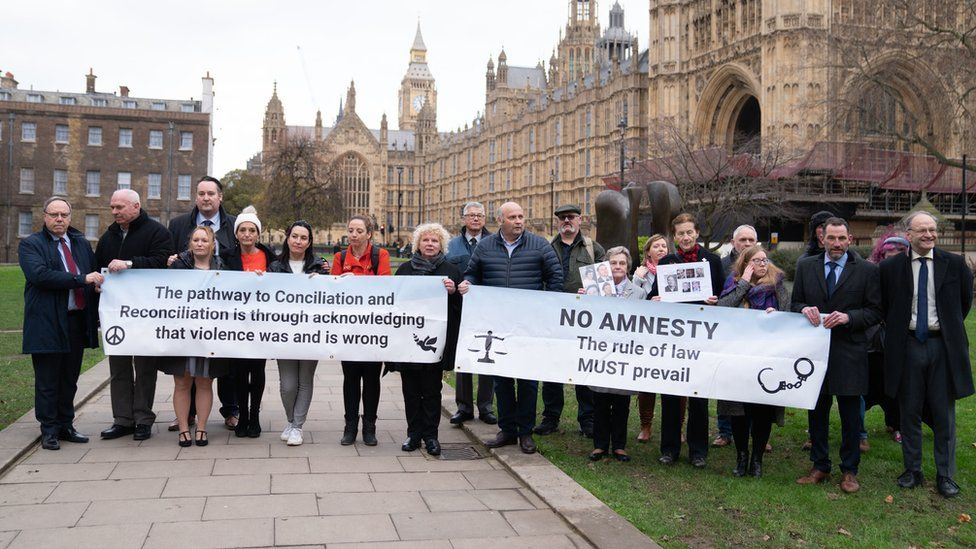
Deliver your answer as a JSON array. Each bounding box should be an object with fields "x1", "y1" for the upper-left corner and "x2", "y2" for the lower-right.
[
  {"x1": 0, "y1": 265, "x2": 104, "y2": 429},
  {"x1": 522, "y1": 319, "x2": 976, "y2": 547}
]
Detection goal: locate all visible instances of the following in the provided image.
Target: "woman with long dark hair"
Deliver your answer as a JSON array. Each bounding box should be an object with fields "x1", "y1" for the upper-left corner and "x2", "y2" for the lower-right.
[
  {"x1": 268, "y1": 220, "x2": 328, "y2": 445},
  {"x1": 331, "y1": 215, "x2": 391, "y2": 446},
  {"x1": 717, "y1": 246, "x2": 789, "y2": 477}
]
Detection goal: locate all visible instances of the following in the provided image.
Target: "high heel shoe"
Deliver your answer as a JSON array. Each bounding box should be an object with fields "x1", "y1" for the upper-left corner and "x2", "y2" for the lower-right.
[
  {"x1": 195, "y1": 430, "x2": 208, "y2": 447},
  {"x1": 588, "y1": 449, "x2": 606, "y2": 461},
  {"x1": 178, "y1": 431, "x2": 192, "y2": 448}
]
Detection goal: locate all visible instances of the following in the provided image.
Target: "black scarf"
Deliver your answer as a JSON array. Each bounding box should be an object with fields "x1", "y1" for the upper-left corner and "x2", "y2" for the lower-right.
[{"x1": 408, "y1": 252, "x2": 445, "y2": 275}]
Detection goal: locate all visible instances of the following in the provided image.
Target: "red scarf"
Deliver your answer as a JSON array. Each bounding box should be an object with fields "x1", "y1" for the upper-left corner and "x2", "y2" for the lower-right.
[{"x1": 677, "y1": 243, "x2": 701, "y2": 263}]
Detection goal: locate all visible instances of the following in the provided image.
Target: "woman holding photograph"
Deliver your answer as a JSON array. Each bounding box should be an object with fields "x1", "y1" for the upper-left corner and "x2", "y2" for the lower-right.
[
  {"x1": 631, "y1": 234, "x2": 669, "y2": 443},
  {"x1": 717, "y1": 246, "x2": 789, "y2": 477}
]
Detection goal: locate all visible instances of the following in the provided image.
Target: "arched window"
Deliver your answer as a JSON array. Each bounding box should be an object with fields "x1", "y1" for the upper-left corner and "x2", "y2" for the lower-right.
[{"x1": 339, "y1": 153, "x2": 369, "y2": 214}]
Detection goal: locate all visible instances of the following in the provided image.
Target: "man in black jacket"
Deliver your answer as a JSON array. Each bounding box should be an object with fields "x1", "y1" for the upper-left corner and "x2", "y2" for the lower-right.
[
  {"x1": 792, "y1": 217, "x2": 881, "y2": 494},
  {"x1": 167, "y1": 176, "x2": 239, "y2": 430},
  {"x1": 19, "y1": 197, "x2": 104, "y2": 450},
  {"x1": 880, "y1": 211, "x2": 973, "y2": 498},
  {"x1": 463, "y1": 201, "x2": 563, "y2": 454},
  {"x1": 95, "y1": 189, "x2": 173, "y2": 440}
]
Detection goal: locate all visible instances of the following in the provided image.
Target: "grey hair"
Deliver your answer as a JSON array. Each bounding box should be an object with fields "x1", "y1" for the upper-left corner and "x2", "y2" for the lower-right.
[
  {"x1": 112, "y1": 188, "x2": 141, "y2": 205},
  {"x1": 606, "y1": 245, "x2": 633, "y2": 270},
  {"x1": 462, "y1": 201, "x2": 485, "y2": 216},
  {"x1": 732, "y1": 224, "x2": 757, "y2": 240},
  {"x1": 43, "y1": 196, "x2": 71, "y2": 213},
  {"x1": 411, "y1": 222, "x2": 451, "y2": 253},
  {"x1": 904, "y1": 211, "x2": 937, "y2": 229}
]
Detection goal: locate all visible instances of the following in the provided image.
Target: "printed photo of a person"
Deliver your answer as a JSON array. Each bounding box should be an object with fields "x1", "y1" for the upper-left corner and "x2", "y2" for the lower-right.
[
  {"x1": 692, "y1": 280, "x2": 701, "y2": 292},
  {"x1": 665, "y1": 275, "x2": 678, "y2": 292},
  {"x1": 582, "y1": 266, "x2": 597, "y2": 286},
  {"x1": 695, "y1": 267, "x2": 704, "y2": 278},
  {"x1": 596, "y1": 263, "x2": 611, "y2": 280},
  {"x1": 600, "y1": 282, "x2": 615, "y2": 296},
  {"x1": 585, "y1": 284, "x2": 600, "y2": 295},
  {"x1": 682, "y1": 281, "x2": 691, "y2": 292},
  {"x1": 685, "y1": 268, "x2": 696, "y2": 278}
]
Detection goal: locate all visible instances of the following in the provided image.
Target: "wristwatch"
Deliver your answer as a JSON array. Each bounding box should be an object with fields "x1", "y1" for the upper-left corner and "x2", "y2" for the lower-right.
[{"x1": 125, "y1": 260, "x2": 133, "y2": 268}]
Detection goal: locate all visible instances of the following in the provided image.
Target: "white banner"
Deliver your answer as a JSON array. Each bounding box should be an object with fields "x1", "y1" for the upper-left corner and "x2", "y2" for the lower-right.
[
  {"x1": 98, "y1": 270, "x2": 448, "y2": 362},
  {"x1": 456, "y1": 286, "x2": 831, "y2": 409}
]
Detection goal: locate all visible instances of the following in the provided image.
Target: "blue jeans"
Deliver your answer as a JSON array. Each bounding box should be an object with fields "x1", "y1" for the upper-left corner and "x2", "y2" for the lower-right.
[
  {"x1": 717, "y1": 414, "x2": 732, "y2": 439},
  {"x1": 494, "y1": 377, "x2": 538, "y2": 437}
]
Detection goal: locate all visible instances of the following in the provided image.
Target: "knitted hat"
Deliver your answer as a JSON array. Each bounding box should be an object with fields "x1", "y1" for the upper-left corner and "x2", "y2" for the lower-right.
[
  {"x1": 234, "y1": 205, "x2": 262, "y2": 234},
  {"x1": 883, "y1": 236, "x2": 910, "y2": 248}
]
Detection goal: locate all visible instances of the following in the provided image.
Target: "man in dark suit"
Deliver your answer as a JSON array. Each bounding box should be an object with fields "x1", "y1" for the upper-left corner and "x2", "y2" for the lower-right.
[
  {"x1": 95, "y1": 189, "x2": 173, "y2": 441},
  {"x1": 19, "y1": 197, "x2": 104, "y2": 450},
  {"x1": 167, "y1": 175, "x2": 239, "y2": 431},
  {"x1": 792, "y1": 217, "x2": 882, "y2": 494},
  {"x1": 880, "y1": 211, "x2": 973, "y2": 498}
]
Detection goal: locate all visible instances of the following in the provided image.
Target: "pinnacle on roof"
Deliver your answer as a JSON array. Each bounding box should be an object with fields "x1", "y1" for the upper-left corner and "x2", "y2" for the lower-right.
[{"x1": 412, "y1": 21, "x2": 427, "y2": 52}]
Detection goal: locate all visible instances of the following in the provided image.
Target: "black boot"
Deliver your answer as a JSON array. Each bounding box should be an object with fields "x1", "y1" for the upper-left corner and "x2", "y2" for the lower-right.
[
  {"x1": 733, "y1": 450, "x2": 749, "y2": 477},
  {"x1": 362, "y1": 418, "x2": 378, "y2": 446},
  {"x1": 750, "y1": 452, "x2": 763, "y2": 478},
  {"x1": 235, "y1": 408, "x2": 249, "y2": 438},
  {"x1": 247, "y1": 409, "x2": 261, "y2": 438},
  {"x1": 340, "y1": 418, "x2": 358, "y2": 446}
]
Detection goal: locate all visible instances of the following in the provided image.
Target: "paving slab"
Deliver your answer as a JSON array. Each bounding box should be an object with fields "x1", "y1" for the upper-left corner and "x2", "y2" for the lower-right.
[
  {"x1": 0, "y1": 462, "x2": 115, "y2": 484},
  {"x1": 272, "y1": 472, "x2": 374, "y2": 494},
  {"x1": 109, "y1": 458, "x2": 214, "y2": 479},
  {"x1": 419, "y1": 489, "x2": 488, "y2": 512},
  {"x1": 202, "y1": 493, "x2": 319, "y2": 520},
  {"x1": 315, "y1": 491, "x2": 427, "y2": 515},
  {"x1": 308, "y1": 455, "x2": 404, "y2": 473},
  {"x1": 212, "y1": 456, "x2": 310, "y2": 475},
  {"x1": 145, "y1": 517, "x2": 274, "y2": 549},
  {"x1": 78, "y1": 496, "x2": 206, "y2": 525},
  {"x1": 369, "y1": 472, "x2": 473, "y2": 492},
  {"x1": 161, "y1": 473, "x2": 270, "y2": 498},
  {"x1": 6, "y1": 523, "x2": 151, "y2": 549},
  {"x1": 0, "y1": 482, "x2": 58, "y2": 506},
  {"x1": 449, "y1": 534, "x2": 582, "y2": 549},
  {"x1": 0, "y1": 501, "x2": 88, "y2": 531},
  {"x1": 391, "y1": 510, "x2": 516, "y2": 540},
  {"x1": 46, "y1": 477, "x2": 167, "y2": 502},
  {"x1": 275, "y1": 514, "x2": 399, "y2": 545}
]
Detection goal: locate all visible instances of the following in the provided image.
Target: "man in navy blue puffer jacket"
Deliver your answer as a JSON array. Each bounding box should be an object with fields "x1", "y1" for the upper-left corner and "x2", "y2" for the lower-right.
[{"x1": 463, "y1": 201, "x2": 563, "y2": 454}]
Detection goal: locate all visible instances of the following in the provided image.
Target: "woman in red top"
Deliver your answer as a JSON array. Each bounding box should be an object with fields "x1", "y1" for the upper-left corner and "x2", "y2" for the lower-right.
[{"x1": 332, "y1": 215, "x2": 391, "y2": 446}]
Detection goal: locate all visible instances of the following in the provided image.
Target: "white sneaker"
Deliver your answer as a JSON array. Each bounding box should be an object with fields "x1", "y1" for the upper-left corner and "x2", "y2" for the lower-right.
[
  {"x1": 280, "y1": 424, "x2": 294, "y2": 441},
  {"x1": 287, "y1": 428, "x2": 303, "y2": 446}
]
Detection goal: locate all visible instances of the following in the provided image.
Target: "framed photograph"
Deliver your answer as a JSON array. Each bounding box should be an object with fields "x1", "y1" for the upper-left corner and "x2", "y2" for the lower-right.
[{"x1": 657, "y1": 261, "x2": 713, "y2": 302}]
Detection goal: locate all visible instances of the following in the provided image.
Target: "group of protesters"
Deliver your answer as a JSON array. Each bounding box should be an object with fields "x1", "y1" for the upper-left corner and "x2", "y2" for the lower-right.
[{"x1": 20, "y1": 174, "x2": 972, "y2": 499}]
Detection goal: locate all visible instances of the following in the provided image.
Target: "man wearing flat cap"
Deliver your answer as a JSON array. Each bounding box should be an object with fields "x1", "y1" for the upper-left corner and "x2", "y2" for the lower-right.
[{"x1": 534, "y1": 204, "x2": 605, "y2": 438}]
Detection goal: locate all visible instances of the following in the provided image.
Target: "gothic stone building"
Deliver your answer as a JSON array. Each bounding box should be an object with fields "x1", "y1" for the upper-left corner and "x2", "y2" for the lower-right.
[{"x1": 0, "y1": 69, "x2": 213, "y2": 262}]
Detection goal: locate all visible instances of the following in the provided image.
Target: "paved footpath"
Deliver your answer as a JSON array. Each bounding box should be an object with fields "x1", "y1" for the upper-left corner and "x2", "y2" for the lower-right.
[{"x1": 0, "y1": 361, "x2": 597, "y2": 549}]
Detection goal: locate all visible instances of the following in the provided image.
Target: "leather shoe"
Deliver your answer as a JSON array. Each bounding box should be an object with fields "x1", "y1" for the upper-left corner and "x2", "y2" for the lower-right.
[
  {"x1": 658, "y1": 454, "x2": 676, "y2": 465},
  {"x1": 897, "y1": 469, "x2": 924, "y2": 489},
  {"x1": 532, "y1": 421, "x2": 558, "y2": 436},
  {"x1": 711, "y1": 435, "x2": 731, "y2": 447},
  {"x1": 450, "y1": 411, "x2": 473, "y2": 425},
  {"x1": 41, "y1": 433, "x2": 60, "y2": 450},
  {"x1": 479, "y1": 412, "x2": 498, "y2": 425},
  {"x1": 691, "y1": 457, "x2": 707, "y2": 469},
  {"x1": 401, "y1": 437, "x2": 421, "y2": 452},
  {"x1": 839, "y1": 472, "x2": 860, "y2": 493},
  {"x1": 937, "y1": 476, "x2": 960, "y2": 498},
  {"x1": 519, "y1": 434, "x2": 537, "y2": 454},
  {"x1": 133, "y1": 424, "x2": 152, "y2": 441},
  {"x1": 58, "y1": 426, "x2": 89, "y2": 444},
  {"x1": 579, "y1": 425, "x2": 594, "y2": 439},
  {"x1": 484, "y1": 431, "x2": 518, "y2": 449},
  {"x1": 100, "y1": 424, "x2": 134, "y2": 440},
  {"x1": 796, "y1": 468, "x2": 831, "y2": 485},
  {"x1": 859, "y1": 439, "x2": 870, "y2": 453},
  {"x1": 424, "y1": 438, "x2": 441, "y2": 456}
]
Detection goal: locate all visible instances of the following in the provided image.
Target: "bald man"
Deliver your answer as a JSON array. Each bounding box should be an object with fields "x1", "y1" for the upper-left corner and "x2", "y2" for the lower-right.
[{"x1": 95, "y1": 189, "x2": 173, "y2": 441}]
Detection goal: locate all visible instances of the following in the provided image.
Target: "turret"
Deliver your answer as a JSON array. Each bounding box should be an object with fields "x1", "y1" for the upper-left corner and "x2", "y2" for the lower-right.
[{"x1": 486, "y1": 56, "x2": 496, "y2": 92}]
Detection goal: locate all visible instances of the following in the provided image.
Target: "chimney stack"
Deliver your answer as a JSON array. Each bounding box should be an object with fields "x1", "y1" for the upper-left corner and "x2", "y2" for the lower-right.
[
  {"x1": 120, "y1": 86, "x2": 129, "y2": 97},
  {"x1": 86, "y1": 68, "x2": 96, "y2": 94},
  {"x1": 0, "y1": 71, "x2": 17, "y2": 89}
]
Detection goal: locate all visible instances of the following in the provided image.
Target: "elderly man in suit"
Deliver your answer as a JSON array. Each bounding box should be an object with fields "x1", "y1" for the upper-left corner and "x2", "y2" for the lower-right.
[
  {"x1": 19, "y1": 197, "x2": 104, "y2": 450},
  {"x1": 792, "y1": 217, "x2": 882, "y2": 494},
  {"x1": 880, "y1": 211, "x2": 973, "y2": 498}
]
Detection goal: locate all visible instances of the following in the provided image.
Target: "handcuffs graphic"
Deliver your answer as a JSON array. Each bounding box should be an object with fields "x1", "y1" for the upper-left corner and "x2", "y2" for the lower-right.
[{"x1": 757, "y1": 358, "x2": 815, "y2": 394}]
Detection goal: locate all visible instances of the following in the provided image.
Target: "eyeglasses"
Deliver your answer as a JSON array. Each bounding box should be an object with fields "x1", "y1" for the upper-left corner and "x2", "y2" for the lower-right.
[
  {"x1": 44, "y1": 212, "x2": 70, "y2": 219},
  {"x1": 557, "y1": 214, "x2": 579, "y2": 221},
  {"x1": 463, "y1": 213, "x2": 485, "y2": 219},
  {"x1": 750, "y1": 258, "x2": 769, "y2": 265}
]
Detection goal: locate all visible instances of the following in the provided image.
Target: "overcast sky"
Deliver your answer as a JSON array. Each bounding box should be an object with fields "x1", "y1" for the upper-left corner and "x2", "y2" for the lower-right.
[{"x1": 3, "y1": 0, "x2": 646, "y2": 177}]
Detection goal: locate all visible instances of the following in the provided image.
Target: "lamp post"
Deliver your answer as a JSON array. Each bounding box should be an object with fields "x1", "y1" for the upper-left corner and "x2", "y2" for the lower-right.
[
  {"x1": 618, "y1": 116, "x2": 627, "y2": 190},
  {"x1": 396, "y1": 166, "x2": 403, "y2": 248},
  {"x1": 549, "y1": 167, "x2": 556, "y2": 236}
]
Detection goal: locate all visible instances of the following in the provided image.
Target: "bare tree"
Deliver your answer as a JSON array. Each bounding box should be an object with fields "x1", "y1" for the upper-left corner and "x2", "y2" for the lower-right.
[
  {"x1": 824, "y1": 0, "x2": 976, "y2": 170},
  {"x1": 260, "y1": 137, "x2": 344, "y2": 231},
  {"x1": 638, "y1": 123, "x2": 803, "y2": 248}
]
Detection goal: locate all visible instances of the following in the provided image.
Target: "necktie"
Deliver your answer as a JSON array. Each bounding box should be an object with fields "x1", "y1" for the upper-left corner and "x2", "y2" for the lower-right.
[
  {"x1": 202, "y1": 219, "x2": 213, "y2": 227},
  {"x1": 916, "y1": 258, "x2": 928, "y2": 342},
  {"x1": 469, "y1": 237, "x2": 477, "y2": 248},
  {"x1": 59, "y1": 238, "x2": 86, "y2": 310},
  {"x1": 826, "y1": 261, "x2": 838, "y2": 298}
]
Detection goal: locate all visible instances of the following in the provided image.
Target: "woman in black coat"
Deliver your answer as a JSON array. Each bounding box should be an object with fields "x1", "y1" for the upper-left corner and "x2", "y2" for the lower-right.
[{"x1": 386, "y1": 223, "x2": 463, "y2": 456}]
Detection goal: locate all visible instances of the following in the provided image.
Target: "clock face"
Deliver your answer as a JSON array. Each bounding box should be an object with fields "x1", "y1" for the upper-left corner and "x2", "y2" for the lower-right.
[{"x1": 412, "y1": 95, "x2": 425, "y2": 113}]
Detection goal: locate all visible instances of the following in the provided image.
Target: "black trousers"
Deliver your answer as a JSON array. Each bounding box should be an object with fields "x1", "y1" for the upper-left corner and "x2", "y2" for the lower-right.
[
  {"x1": 108, "y1": 355, "x2": 158, "y2": 427},
  {"x1": 188, "y1": 374, "x2": 239, "y2": 419},
  {"x1": 808, "y1": 392, "x2": 862, "y2": 474},
  {"x1": 865, "y1": 351, "x2": 899, "y2": 430},
  {"x1": 32, "y1": 313, "x2": 86, "y2": 436},
  {"x1": 455, "y1": 372, "x2": 494, "y2": 416},
  {"x1": 494, "y1": 376, "x2": 538, "y2": 436},
  {"x1": 342, "y1": 361, "x2": 381, "y2": 423},
  {"x1": 593, "y1": 392, "x2": 630, "y2": 452},
  {"x1": 233, "y1": 359, "x2": 266, "y2": 417},
  {"x1": 540, "y1": 382, "x2": 595, "y2": 429},
  {"x1": 660, "y1": 395, "x2": 708, "y2": 460},
  {"x1": 730, "y1": 403, "x2": 774, "y2": 458},
  {"x1": 901, "y1": 335, "x2": 956, "y2": 478},
  {"x1": 401, "y1": 368, "x2": 443, "y2": 440}
]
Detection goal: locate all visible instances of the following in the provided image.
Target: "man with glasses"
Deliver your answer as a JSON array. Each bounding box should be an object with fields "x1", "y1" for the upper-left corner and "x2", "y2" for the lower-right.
[
  {"x1": 446, "y1": 202, "x2": 496, "y2": 425},
  {"x1": 880, "y1": 212, "x2": 973, "y2": 498},
  {"x1": 535, "y1": 204, "x2": 605, "y2": 438},
  {"x1": 19, "y1": 197, "x2": 104, "y2": 450}
]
